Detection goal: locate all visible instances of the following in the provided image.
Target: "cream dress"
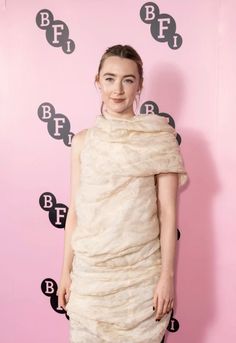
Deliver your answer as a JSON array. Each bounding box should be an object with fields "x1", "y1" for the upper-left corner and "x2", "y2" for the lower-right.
[{"x1": 65, "y1": 112, "x2": 188, "y2": 343}]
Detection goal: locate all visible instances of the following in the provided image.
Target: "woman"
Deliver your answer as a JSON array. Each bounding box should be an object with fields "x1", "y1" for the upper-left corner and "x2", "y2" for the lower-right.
[{"x1": 57, "y1": 44, "x2": 188, "y2": 343}]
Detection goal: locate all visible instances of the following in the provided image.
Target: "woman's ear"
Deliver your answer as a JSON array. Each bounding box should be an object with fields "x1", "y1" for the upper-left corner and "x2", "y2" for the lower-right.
[{"x1": 95, "y1": 75, "x2": 101, "y2": 89}]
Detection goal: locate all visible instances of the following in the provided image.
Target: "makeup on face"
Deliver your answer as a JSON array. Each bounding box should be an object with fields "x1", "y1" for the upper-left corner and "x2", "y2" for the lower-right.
[{"x1": 97, "y1": 56, "x2": 140, "y2": 117}]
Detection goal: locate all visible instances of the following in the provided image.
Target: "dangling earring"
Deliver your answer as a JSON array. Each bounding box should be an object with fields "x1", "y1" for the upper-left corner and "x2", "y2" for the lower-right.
[
  {"x1": 135, "y1": 90, "x2": 141, "y2": 112},
  {"x1": 136, "y1": 90, "x2": 141, "y2": 102},
  {"x1": 100, "y1": 101, "x2": 104, "y2": 115}
]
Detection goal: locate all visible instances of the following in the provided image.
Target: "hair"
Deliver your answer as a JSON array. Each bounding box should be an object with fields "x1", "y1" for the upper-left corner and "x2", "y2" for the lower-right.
[{"x1": 94, "y1": 44, "x2": 144, "y2": 115}]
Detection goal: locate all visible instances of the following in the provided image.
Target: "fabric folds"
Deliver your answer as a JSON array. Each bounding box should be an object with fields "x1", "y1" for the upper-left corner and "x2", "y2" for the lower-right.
[
  {"x1": 65, "y1": 113, "x2": 188, "y2": 343},
  {"x1": 93, "y1": 113, "x2": 188, "y2": 186}
]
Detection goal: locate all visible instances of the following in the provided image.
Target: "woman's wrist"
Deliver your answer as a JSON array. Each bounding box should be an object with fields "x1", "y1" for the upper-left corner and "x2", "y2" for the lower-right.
[
  {"x1": 61, "y1": 265, "x2": 72, "y2": 276},
  {"x1": 160, "y1": 270, "x2": 175, "y2": 279}
]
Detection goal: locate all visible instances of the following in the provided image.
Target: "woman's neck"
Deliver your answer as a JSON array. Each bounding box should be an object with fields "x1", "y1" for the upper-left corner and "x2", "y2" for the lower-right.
[{"x1": 102, "y1": 109, "x2": 136, "y2": 120}]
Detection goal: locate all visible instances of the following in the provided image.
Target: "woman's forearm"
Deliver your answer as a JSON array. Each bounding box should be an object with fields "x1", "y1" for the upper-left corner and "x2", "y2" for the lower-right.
[
  {"x1": 159, "y1": 211, "x2": 177, "y2": 279},
  {"x1": 61, "y1": 206, "x2": 77, "y2": 275}
]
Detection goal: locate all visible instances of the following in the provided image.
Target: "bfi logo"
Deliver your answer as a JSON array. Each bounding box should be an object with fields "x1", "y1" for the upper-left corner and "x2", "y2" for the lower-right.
[
  {"x1": 36, "y1": 9, "x2": 75, "y2": 54},
  {"x1": 38, "y1": 102, "x2": 74, "y2": 146},
  {"x1": 167, "y1": 315, "x2": 180, "y2": 333},
  {"x1": 140, "y1": 2, "x2": 183, "y2": 49},
  {"x1": 41, "y1": 278, "x2": 69, "y2": 319},
  {"x1": 39, "y1": 192, "x2": 68, "y2": 229},
  {"x1": 140, "y1": 100, "x2": 182, "y2": 145}
]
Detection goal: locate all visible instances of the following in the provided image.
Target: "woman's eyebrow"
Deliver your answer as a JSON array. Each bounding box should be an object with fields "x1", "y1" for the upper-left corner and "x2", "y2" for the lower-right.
[{"x1": 103, "y1": 73, "x2": 136, "y2": 79}]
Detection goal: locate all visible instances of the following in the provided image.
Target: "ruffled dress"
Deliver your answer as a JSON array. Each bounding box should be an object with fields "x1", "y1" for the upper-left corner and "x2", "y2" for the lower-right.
[{"x1": 65, "y1": 112, "x2": 188, "y2": 343}]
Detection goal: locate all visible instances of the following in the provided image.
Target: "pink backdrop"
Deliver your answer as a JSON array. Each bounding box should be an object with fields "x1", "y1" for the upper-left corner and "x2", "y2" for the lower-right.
[{"x1": 1, "y1": 0, "x2": 235, "y2": 342}]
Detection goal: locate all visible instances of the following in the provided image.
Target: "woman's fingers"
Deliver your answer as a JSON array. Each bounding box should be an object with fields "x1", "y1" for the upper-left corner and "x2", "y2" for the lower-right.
[
  {"x1": 57, "y1": 289, "x2": 66, "y2": 309},
  {"x1": 56, "y1": 275, "x2": 72, "y2": 310},
  {"x1": 65, "y1": 289, "x2": 71, "y2": 303},
  {"x1": 155, "y1": 299, "x2": 173, "y2": 320},
  {"x1": 153, "y1": 292, "x2": 158, "y2": 310},
  {"x1": 58, "y1": 294, "x2": 64, "y2": 309},
  {"x1": 163, "y1": 299, "x2": 171, "y2": 314},
  {"x1": 155, "y1": 299, "x2": 164, "y2": 320}
]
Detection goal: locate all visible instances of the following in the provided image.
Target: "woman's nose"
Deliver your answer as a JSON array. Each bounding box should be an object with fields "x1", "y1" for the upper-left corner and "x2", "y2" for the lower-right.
[{"x1": 114, "y1": 81, "x2": 124, "y2": 94}]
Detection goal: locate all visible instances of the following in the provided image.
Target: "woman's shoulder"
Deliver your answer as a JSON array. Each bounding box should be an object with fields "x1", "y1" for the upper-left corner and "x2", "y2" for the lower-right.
[
  {"x1": 73, "y1": 128, "x2": 88, "y2": 140},
  {"x1": 71, "y1": 128, "x2": 89, "y2": 154}
]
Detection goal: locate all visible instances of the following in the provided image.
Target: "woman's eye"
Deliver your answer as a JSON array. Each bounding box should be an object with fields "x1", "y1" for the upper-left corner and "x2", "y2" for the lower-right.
[
  {"x1": 105, "y1": 78, "x2": 113, "y2": 81},
  {"x1": 125, "y1": 79, "x2": 134, "y2": 83}
]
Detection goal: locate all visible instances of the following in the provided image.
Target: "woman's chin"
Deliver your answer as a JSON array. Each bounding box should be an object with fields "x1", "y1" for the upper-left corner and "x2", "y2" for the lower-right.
[
  {"x1": 105, "y1": 107, "x2": 125, "y2": 114},
  {"x1": 105, "y1": 104, "x2": 132, "y2": 115}
]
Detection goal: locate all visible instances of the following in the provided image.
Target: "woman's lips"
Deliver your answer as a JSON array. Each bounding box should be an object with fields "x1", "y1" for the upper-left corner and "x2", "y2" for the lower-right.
[{"x1": 111, "y1": 98, "x2": 125, "y2": 103}]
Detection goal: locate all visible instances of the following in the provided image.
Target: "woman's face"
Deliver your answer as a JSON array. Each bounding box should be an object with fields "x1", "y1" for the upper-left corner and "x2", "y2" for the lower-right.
[{"x1": 96, "y1": 56, "x2": 141, "y2": 117}]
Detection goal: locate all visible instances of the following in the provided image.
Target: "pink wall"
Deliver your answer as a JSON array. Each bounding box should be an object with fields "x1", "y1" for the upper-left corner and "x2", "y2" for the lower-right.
[{"x1": 1, "y1": 0, "x2": 235, "y2": 342}]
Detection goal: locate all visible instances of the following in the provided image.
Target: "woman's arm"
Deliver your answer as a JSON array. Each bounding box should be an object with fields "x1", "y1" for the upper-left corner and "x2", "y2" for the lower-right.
[
  {"x1": 157, "y1": 172, "x2": 178, "y2": 279},
  {"x1": 60, "y1": 130, "x2": 87, "y2": 274},
  {"x1": 153, "y1": 172, "x2": 178, "y2": 320},
  {"x1": 58, "y1": 129, "x2": 87, "y2": 309}
]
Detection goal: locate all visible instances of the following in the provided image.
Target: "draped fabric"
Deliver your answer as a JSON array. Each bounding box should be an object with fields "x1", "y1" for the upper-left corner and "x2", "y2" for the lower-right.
[{"x1": 65, "y1": 113, "x2": 188, "y2": 343}]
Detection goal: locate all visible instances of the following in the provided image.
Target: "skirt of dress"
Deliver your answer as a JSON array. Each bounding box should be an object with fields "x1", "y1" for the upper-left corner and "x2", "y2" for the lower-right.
[{"x1": 65, "y1": 254, "x2": 172, "y2": 343}]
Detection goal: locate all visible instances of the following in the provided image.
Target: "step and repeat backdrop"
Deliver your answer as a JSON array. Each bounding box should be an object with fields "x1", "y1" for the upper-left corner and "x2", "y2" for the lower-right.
[{"x1": 1, "y1": 1, "x2": 235, "y2": 342}]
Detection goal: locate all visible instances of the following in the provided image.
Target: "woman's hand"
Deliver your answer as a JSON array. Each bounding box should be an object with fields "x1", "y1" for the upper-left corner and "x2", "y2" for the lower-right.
[
  {"x1": 57, "y1": 272, "x2": 72, "y2": 311},
  {"x1": 153, "y1": 274, "x2": 174, "y2": 321}
]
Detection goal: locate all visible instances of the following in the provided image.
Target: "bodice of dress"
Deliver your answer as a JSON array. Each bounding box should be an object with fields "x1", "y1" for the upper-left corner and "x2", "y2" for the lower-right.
[
  {"x1": 81, "y1": 112, "x2": 188, "y2": 183},
  {"x1": 70, "y1": 112, "x2": 188, "y2": 266}
]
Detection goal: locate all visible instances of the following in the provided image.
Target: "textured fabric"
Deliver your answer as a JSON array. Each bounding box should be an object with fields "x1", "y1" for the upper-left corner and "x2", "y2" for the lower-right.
[{"x1": 65, "y1": 113, "x2": 188, "y2": 343}]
